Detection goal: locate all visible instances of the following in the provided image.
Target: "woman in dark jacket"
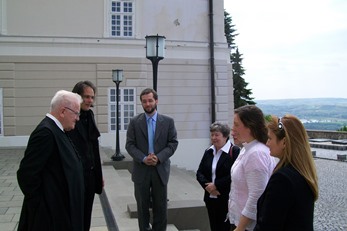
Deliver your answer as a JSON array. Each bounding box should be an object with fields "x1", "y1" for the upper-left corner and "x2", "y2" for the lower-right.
[
  {"x1": 254, "y1": 115, "x2": 319, "y2": 231},
  {"x1": 196, "y1": 122, "x2": 239, "y2": 231}
]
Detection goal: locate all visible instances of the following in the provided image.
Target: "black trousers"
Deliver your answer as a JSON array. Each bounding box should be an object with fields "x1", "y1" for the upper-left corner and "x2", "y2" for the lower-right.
[
  {"x1": 205, "y1": 197, "x2": 230, "y2": 231},
  {"x1": 84, "y1": 169, "x2": 96, "y2": 231}
]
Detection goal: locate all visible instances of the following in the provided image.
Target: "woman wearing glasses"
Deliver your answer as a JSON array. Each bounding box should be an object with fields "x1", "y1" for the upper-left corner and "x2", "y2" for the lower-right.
[
  {"x1": 228, "y1": 105, "x2": 276, "y2": 231},
  {"x1": 254, "y1": 115, "x2": 318, "y2": 231}
]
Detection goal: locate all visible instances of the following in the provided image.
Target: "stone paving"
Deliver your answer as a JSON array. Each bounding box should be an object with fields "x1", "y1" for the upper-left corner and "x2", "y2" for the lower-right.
[
  {"x1": 314, "y1": 159, "x2": 347, "y2": 231},
  {"x1": 0, "y1": 148, "x2": 107, "y2": 231},
  {"x1": 0, "y1": 147, "x2": 346, "y2": 231}
]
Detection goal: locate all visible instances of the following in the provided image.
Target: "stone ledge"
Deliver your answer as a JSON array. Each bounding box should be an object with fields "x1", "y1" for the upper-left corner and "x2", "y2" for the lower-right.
[
  {"x1": 309, "y1": 142, "x2": 347, "y2": 151},
  {"x1": 312, "y1": 151, "x2": 316, "y2": 157},
  {"x1": 103, "y1": 159, "x2": 133, "y2": 171},
  {"x1": 127, "y1": 200, "x2": 209, "y2": 231},
  {"x1": 337, "y1": 154, "x2": 347, "y2": 161},
  {"x1": 307, "y1": 130, "x2": 347, "y2": 140}
]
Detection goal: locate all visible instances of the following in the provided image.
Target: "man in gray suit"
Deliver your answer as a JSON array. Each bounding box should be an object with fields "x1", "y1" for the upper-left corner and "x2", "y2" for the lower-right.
[{"x1": 126, "y1": 88, "x2": 178, "y2": 231}]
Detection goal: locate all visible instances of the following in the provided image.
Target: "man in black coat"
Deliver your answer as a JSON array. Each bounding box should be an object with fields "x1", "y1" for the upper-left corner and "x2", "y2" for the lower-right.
[
  {"x1": 68, "y1": 81, "x2": 104, "y2": 231},
  {"x1": 17, "y1": 90, "x2": 85, "y2": 231}
]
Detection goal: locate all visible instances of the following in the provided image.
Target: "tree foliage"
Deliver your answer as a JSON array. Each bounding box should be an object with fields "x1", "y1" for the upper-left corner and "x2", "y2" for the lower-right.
[
  {"x1": 337, "y1": 125, "x2": 347, "y2": 132},
  {"x1": 232, "y1": 49, "x2": 256, "y2": 107},
  {"x1": 224, "y1": 11, "x2": 237, "y2": 50},
  {"x1": 224, "y1": 11, "x2": 255, "y2": 108}
]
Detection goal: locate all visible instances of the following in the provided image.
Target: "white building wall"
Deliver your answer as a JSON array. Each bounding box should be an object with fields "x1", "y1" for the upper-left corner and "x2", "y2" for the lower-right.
[
  {"x1": 3, "y1": 0, "x2": 226, "y2": 43},
  {"x1": 5, "y1": 0, "x2": 104, "y2": 37},
  {"x1": 0, "y1": 0, "x2": 234, "y2": 171}
]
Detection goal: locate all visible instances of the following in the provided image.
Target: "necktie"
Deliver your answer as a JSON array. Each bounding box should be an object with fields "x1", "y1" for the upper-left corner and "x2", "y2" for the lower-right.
[{"x1": 147, "y1": 118, "x2": 154, "y2": 153}]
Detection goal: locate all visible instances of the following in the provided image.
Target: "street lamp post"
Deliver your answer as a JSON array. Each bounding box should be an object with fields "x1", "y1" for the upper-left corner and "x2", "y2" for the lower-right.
[
  {"x1": 111, "y1": 69, "x2": 125, "y2": 161},
  {"x1": 145, "y1": 34, "x2": 166, "y2": 91}
]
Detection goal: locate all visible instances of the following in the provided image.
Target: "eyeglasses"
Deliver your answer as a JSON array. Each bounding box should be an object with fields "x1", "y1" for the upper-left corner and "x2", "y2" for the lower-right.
[
  {"x1": 64, "y1": 107, "x2": 80, "y2": 117},
  {"x1": 278, "y1": 117, "x2": 284, "y2": 130}
]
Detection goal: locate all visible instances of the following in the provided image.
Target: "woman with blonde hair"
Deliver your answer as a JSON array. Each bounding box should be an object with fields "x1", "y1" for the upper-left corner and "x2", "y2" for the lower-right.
[{"x1": 254, "y1": 115, "x2": 319, "y2": 231}]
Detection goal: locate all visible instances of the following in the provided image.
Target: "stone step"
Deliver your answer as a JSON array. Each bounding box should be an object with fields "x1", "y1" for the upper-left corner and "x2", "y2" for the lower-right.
[
  {"x1": 127, "y1": 200, "x2": 208, "y2": 231},
  {"x1": 180, "y1": 230, "x2": 200, "y2": 231},
  {"x1": 102, "y1": 167, "x2": 138, "y2": 230},
  {"x1": 167, "y1": 224, "x2": 179, "y2": 231},
  {"x1": 102, "y1": 147, "x2": 205, "y2": 202},
  {"x1": 309, "y1": 142, "x2": 347, "y2": 150},
  {"x1": 168, "y1": 166, "x2": 205, "y2": 202},
  {"x1": 100, "y1": 148, "x2": 210, "y2": 231}
]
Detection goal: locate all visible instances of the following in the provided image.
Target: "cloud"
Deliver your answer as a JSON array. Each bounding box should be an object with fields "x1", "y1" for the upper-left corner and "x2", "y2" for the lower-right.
[{"x1": 224, "y1": 0, "x2": 347, "y2": 99}]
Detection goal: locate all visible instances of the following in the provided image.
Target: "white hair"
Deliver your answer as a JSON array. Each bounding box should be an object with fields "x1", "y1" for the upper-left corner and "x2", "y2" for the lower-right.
[{"x1": 50, "y1": 90, "x2": 82, "y2": 111}]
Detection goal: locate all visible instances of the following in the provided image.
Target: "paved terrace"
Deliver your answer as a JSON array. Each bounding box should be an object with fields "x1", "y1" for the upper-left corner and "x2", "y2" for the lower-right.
[{"x1": 0, "y1": 147, "x2": 346, "y2": 231}]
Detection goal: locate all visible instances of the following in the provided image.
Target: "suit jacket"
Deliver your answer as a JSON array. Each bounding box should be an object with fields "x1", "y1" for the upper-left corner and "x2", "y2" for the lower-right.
[
  {"x1": 125, "y1": 112, "x2": 178, "y2": 185},
  {"x1": 196, "y1": 147, "x2": 234, "y2": 202},
  {"x1": 17, "y1": 117, "x2": 84, "y2": 231},
  {"x1": 67, "y1": 110, "x2": 103, "y2": 194},
  {"x1": 254, "y1": 164, "x2": 315, "y2": 231}
]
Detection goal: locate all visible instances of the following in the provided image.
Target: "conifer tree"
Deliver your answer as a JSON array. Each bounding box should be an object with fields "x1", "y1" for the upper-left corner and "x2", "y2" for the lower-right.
[
  {"x1": 224, "y1": 11, "x2": 255, "y2": 108},
  {"x1": 224, "y1": 11, "x2": 237, "y2": 50},
  {"x1": 232, "y1": 49, "x2": 255, "y2": 107}
]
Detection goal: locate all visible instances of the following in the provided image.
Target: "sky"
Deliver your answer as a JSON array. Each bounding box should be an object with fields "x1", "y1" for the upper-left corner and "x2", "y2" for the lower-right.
[{"x1": 224, "y1": 0, "x2": 347, "y2": 100}]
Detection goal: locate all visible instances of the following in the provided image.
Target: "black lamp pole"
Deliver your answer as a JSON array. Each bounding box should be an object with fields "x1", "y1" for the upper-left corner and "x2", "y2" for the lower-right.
[
  {"x1": 150, "y1": 58, "x2": 160, "y2": 92},
  {"x1": 111, "y1": 69, "x2": 125, "y2": 161},
  {"x1": 145, "y1": 34, "x2": 165, "y2": 92}
]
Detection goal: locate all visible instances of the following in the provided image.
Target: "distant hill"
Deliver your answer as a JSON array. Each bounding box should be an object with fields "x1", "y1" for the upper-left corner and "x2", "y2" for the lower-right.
[{"x1": 255, "y1": 98, "x2": 347, "y2": 131}]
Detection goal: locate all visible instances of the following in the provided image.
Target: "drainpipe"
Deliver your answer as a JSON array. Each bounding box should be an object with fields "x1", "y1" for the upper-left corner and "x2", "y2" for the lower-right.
[{"x1": 208, "y1": 0, "x2": 216, "y2": 123}]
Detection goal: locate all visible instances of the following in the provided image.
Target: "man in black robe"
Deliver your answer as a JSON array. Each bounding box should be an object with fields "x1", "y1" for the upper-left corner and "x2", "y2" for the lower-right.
[{"x1": 17, "y1": 90, "x2": 85, "y2": 231}]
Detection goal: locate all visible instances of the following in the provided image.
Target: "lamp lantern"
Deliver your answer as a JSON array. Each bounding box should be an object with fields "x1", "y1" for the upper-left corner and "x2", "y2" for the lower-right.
[
  {"x1": 145, "y1": 34, "x2": 166, "y2": 91},
  {"x1": 112, "y1": 69, "x2": 123, "y2": 83}
]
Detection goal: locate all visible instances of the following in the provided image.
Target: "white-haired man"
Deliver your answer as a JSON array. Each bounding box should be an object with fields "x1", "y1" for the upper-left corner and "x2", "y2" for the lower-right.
[{"x1": 17, "y1": 90, "x2": 85, "y2": 231}]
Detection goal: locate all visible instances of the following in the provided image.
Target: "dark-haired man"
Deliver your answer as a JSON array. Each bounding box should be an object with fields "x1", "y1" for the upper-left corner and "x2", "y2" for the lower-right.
[
  {"x1": 68, "y1": 81, "x2": 104, "y2": 231},
  {"x1": 126, "y1": 88, "x2": 178, "y2": 231}
]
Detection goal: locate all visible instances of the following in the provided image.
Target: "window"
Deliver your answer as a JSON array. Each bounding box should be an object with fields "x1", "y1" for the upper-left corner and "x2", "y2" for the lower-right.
[
  {"x1": 109, "y1": 87, "x2": 136, "y2": 132},
  {"x1": 109, "y1": 1, "x2": 134, "y2": 37},
  {"x1": 0, "y1": 88, "x2": 3, "y2": 136}
]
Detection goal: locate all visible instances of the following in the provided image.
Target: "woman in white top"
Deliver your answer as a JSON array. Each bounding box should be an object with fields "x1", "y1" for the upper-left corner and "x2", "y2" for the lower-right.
[{"x1": 228, "y1": 105, "x2": 276, "y2": 231}]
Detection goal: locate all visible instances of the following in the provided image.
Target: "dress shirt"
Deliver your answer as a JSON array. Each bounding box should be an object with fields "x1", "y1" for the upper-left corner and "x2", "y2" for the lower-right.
[
  {"x1": 209, "y1": 141, "x2": 232, "y2": 184},
  {"x1": 46, "y1": 113, "x2": 64, "y2": 132},
  {"x1": 209, "y1": 140, "x2": 232, "y2": 198}
]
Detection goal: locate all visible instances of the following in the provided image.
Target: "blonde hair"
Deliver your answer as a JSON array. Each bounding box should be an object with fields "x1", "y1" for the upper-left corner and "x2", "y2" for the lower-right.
[{"x1": 268, "y1": 115, "x2": 319, "y2": 201}]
